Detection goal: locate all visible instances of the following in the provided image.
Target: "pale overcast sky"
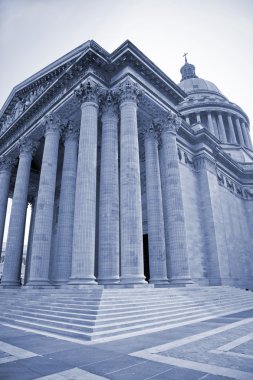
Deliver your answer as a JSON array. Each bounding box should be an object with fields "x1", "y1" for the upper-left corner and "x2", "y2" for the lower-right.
[{"x1": 1, "y1": 0, "x2": 253, "y2": 243}]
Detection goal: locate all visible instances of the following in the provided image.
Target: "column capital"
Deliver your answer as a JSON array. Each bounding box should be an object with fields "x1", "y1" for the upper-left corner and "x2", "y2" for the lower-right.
[
  {"x1": 41, "y1": 113, "x2": 63, "y2": 135},
  {"x1": 117, "y1": 77, "x2": 142, "y2": 105},
  {"x1": 154, "y1": 111, "x2": 182, "y2": 135},
  {"x1": 140, "y1": 123, "x2": 159, "y2": 144},
  {"x1": 18, "y1": 137, "x2": 39, "y2": 157},
  {"x1": 74, "y1": 79, "x2": 104, "y2": 105},
  {"x1": 0, "y1": 155, "x2": 17, "y2": 172},
  {"x1": 101, "y1": 91, "x2": 119, "y2": 120},
  {"x1": 63, "y1": 120, "x2": 80, "y2": 143}
]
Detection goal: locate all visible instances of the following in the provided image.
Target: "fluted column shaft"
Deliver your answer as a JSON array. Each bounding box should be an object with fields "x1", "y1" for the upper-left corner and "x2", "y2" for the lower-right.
[
  {"x1": 2, "y1": 139, "x2": 37, "y2": 287},
  {"x1": 24, "y1": 196, "x2": 37, "y2": 285},
  {"x1": 119, "y1": 79, "x2": 145, "y2": 284},
  {"x1": 0, "y1": 157, "x2": 14, "y2": 256},
  {"x1": 207, "y1": 112, "x2": 215, "y2": 135},
  {"x1": 158, "y1": 114, "x2": 192, "y2": 284},
  {"x1": 27, "y1": 115, "x2": 61, "y2": 286},
  {"x1": 196, "y1": 113, "x2": 201, "y2": 123},
  {"x1": 70, "y1": 81, "x2": 99, "y2": 284},
  {"x1": 241, "y1": 122, "x2": 252, "y2": 149},
  {"x1": 52, "y1": 125, "x2": 78, "y2": 284},
  {"x1": 217, "y1": 113, "x2": 227, "y2": 143},
  {"x1": 235, "y1": 118, "x2": 244, "y2": 146},
  {"x1": 227, "y1": 114, "x2": 237, "y2": 144},
  {"x1": 144, "y1": 127, "x2": 168, "y2": 284},
  {"x1": 98, "y1": 96, "x2": 119, "y2": 284}
]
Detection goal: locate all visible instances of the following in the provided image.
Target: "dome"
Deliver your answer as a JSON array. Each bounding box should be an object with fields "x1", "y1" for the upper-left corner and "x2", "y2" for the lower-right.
[{"x1": 178, "y1": 77, "x2": 222, "y2": 95}]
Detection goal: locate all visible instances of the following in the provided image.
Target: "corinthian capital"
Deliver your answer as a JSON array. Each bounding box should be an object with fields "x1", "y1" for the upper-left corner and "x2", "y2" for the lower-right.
[
  {"x1": 18, "y1": 137, "x2": 39, "y2": 156},
  {"x1": 0, "y1": 155, "x2": 17, "y2": 171},
  {"x1": 154, "y1": 111, "x2": 182, "y2": 135},
  {"x1": 117, "y1": 77, "x2": 142, "y2": 104},
  {"x1": 42, "y1": 113, "x2": 63, "y2": 135},
  {"x1": 74, "y1": 79, "x2": 104, "y2": 104},
  {"x1": 139, "y1": 123, "x2": 158, "y2": 142},
  {"x1": 63, "y1": 120, "x2": 80, "y2": 142},
  {"x1": 101, "y1": 91, "x2": 119, "y2": 120}
]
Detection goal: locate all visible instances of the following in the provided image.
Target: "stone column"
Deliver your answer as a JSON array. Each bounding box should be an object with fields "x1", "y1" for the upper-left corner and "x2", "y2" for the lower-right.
[
  {"x1": 69, "y1": 80, "x2": 100, "y2": 284},
  {"x1": 118, "y1": 78, "x2": 146, "y2": 284},
  {"x1": 227, "y1": 114, "x2": 237, "y2": 144},
  {"x1": 241, "y1": 121, "x2": 252, "y2": 149},
  {"x1": 27, "y1": 114, "x2": 62, "y2": 286},
  {"x1": 185, "y1": 115, "x2": 190, "y2": 125},
  {"x1": 143, "y1": 125, "x2": 168, "y2": 284},
  {"x1": 1, "y1": 138, "x2": 37, "y2": 287},
  {"x1": 217, "y1": 113, "x2": 227, "y2": 143},
  {"x1": 52, "y1": 123, "x2": 79, "y2": 285},
  {"x1": 235, "y1": 117, "x2": 245, "y2": 146},
  {"x1": 0, "y1": 156, "x2": 15, "y2": 256},
  {"x1": 98, "y1": 93, "x2": 120, "y2": 284},
  {"x1": 196, "y1": 113, "x2": 201, "y2": 123},
  {"x1": 207, "y1": 112, "x2": 215, "y2": 135},
  {"x1": 24, "y1": 195, "x2": 37, "y2": 285},
  {"x1": 157, "y1": 113, "x2": 193, "y2": 285}
]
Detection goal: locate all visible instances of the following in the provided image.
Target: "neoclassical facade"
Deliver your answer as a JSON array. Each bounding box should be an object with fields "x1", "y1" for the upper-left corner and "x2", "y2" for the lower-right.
[{"x1": 0, "y1": 41, "x2": 252, "y2": 289}]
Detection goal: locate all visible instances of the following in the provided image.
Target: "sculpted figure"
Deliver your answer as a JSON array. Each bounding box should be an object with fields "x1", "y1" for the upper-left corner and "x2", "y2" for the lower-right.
[{"x1": 14, "y1": 98, "x2": 24, "y2": 119}]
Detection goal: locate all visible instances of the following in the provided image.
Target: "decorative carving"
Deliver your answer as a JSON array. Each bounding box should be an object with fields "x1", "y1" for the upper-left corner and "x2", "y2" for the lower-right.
[
  {"x1": 0, "y1": 155, "x2": 17, "y2": 171},
  {"x1": 74, "y1": 79, "x2": 104, "y2": 104},
  {"x1": 18, "y1": 137, "x2": 39, "y2": 156},
  {"x1": 154, "y1": 110, "x2": 182, "y2": 135},
  {"x1": 63, "y1": 120, "x2": 80, "y2": 142},
  {"x1": 117, "y1": 77, "x2": 142, "y2": 103},
  {"x1": 184, "y1": 152, "x2": 193, "y2": 165},
  {"x1": 101, "y1": 91, "x2": 119, "y2": 119},
  {"x1": 41, "y1": 113, "x2": 62, "y2": 134},
  {"x1": 226, "y1": 177, "x2": 234, "y2": 192},
  {"x1": 244, "y1": 188, "x2": 253, "y2": 199},
  {"x1": 217, "y1": 171, "x2": 224, "y2": 185}
]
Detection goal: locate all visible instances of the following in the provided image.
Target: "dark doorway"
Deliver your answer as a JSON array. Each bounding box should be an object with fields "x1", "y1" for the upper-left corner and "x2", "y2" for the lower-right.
[{"x1": 143, "y1": 234, "x2": 150, "y2": 281}]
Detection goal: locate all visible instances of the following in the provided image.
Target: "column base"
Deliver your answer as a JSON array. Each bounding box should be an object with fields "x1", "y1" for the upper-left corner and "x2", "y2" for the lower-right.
[
  {"x1": 0, "y1": 280, "x2": 21, "y2": 288},
  {"x1": 169, "y1": 276, "x2": 196, "y2": 287},
  {"x1": 104, "y1": 283, "x2": 153, "y2": 288},
  {"x1": 68, "y1": 276, "x2": 98, "y2": 285},
  {"x1": 149, "y1": 277, "x2": 169, "y2": 285},
  {"x1": 97, "y1": 277, "x2": 120, "y2": 285},
  {"x1": 26, "y1": 279, "x2": 52, "y2": 288},
  {"x1": 120, "y1": 275, "x2": 147, "y2": 285}
]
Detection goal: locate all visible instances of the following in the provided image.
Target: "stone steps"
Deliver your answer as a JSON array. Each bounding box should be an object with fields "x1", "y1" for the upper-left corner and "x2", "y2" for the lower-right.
[
  {"x1": 2, "y1": 296, "x2": 252, "y2": 323},
  {"x1": 0, "y1": 287, "x2": 252, "y2": 342}
]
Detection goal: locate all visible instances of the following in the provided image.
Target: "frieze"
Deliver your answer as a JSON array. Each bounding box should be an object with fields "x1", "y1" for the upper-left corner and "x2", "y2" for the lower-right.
[
  {"x1": 178, "y1": 147, "x2": 194, "y2": 168},
  {"x1": 216, "y1": 169, "x2": 253, "y2": 200}
]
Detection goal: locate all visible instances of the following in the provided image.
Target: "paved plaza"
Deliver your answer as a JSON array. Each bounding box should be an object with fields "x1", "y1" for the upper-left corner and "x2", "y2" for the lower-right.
[{"x1": 0, "y1": 308, "x2": 253, "y2": 379}]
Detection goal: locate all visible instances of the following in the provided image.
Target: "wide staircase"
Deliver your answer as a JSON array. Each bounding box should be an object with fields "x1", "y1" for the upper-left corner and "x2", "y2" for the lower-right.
[{"x1": 0, "y1": 286, "x2": 252, "y2": 342}]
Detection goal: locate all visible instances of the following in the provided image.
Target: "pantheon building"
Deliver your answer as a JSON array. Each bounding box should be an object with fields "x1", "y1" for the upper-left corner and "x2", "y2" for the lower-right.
[{"x1": 0, "y1": 40, "x2": 252, "y2": 289}]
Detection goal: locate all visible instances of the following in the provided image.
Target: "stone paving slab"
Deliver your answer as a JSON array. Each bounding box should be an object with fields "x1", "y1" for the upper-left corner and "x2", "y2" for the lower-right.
[{"x1": 0, "y1": 309, "x2": 252, "y2": 380}]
